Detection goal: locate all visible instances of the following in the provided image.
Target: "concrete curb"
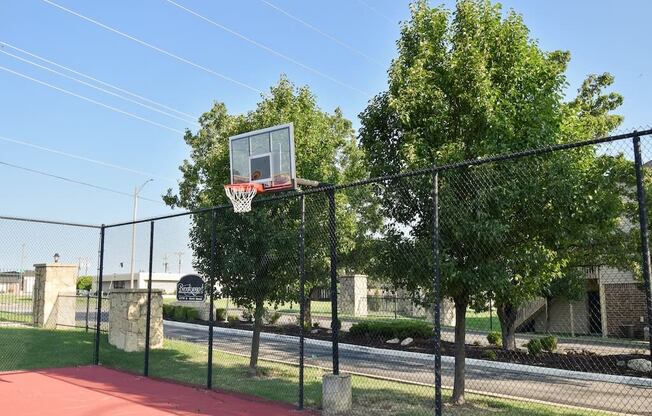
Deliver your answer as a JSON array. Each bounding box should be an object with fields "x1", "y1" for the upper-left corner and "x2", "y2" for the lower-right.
[{"x1": 163, "y1": 320, "x2": 652, "y2": 388}]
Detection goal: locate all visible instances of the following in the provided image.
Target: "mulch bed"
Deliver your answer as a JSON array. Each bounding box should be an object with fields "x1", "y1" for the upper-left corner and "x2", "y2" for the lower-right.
[{"x1": 178, "y1": 318, "x2": 651, "y2": 379}]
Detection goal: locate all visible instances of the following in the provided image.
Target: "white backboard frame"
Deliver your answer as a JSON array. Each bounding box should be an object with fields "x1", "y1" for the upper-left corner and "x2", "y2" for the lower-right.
[{"x1": 228, "y1": 123, "x2": 296, "y2": 191}]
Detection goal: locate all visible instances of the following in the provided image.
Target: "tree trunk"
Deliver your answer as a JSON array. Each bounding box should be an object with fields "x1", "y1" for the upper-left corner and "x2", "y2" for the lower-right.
[
  {"x1": 303, "y1": 288, "x2": 315, "y2": 329},
  {"x1": 248, "y1": 300, "x2": 265, "y2": 377},
  {"x1": 496, "y1": 302, "x2": 517, "y2": 351},
  {"x1": 451, "y1": 298, "x2": 468, "y2": 405}
]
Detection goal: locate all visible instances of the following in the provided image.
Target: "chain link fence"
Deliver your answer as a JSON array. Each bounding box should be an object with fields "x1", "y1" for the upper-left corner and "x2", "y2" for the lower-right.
[
  {"x1": 2, "y1": 129, "x2": 652, "y2": 415},
  {"x1": 0, "y1": 217, "x2": 101, "y2": 371}
]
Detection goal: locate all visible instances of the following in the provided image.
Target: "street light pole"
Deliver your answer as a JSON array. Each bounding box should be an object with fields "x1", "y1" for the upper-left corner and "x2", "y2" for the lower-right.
[{"x1": 129, "y1": 179, "x2": 153, "y2": 289}]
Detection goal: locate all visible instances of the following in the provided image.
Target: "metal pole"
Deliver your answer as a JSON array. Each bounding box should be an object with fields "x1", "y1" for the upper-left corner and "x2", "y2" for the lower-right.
[
  {"x1": 327, "y1": 189, "x2": 339, "y2": 375},
  {"x1": 207, "y1": 211, "x2": 217, "y2": 389},
  {"x1": 489, "y1": 297, "x2": 493, "y2": 332},
  {"x1": 298, "y1": 195, "x2": 306, "y2": 409},
  {"x1": 632, "y1": 136, "x2": 652, "y2": 358},
  {"x1": 431, "y1": 172, "x2": 442, "y2": 416},
  {"x1": 93, "y1": 225, "x2": 105, "y2": 365},
  {"x1": 129, "y1": 186, "x2": 138, "y2": 289},
  {"x1": 85, "y1": 290, "x2": 90, "y2": 333},
  {"x1": 144, "y1": 221, "x2": 155, "y2": 376},
  {"x1": 130, "y1": 179, "x2": 153, "y2": 289},
  {"x1": 394, "y1": 291, "x2": 398, "y2": 320}
]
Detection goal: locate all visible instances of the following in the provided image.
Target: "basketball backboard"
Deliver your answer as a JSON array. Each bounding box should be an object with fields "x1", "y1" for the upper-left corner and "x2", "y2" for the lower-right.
[{"x1": 228, "y1": 123, "x2": 296, "y2": 192}]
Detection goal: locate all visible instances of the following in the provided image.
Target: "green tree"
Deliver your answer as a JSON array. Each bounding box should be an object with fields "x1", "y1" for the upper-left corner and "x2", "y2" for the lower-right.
[
  {"x1": 76, "y1": 275, "x2": 92, "y2": 291},
  {"x1": 165, "y1": 77, "x2": 365, "y2": 376},
  {"x1": 359, "y1": 0, "x2": 626, "y2": 404}
]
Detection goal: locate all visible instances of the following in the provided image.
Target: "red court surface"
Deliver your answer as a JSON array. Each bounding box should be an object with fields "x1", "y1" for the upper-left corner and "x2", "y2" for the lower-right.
[{"x1": 0, "y1": 366, "x2": 316, "y2": 416}]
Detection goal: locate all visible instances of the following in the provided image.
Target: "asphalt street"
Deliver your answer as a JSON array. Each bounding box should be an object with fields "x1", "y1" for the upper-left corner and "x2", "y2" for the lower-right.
[{"x1": 164, "y1": 321, "x2": 652, "y2": 415}]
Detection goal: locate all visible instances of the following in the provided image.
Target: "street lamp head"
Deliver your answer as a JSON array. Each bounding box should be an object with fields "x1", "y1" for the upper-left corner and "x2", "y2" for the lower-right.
[{"x1": 53, "y1": 253, "x2": 60, "y2": 263}]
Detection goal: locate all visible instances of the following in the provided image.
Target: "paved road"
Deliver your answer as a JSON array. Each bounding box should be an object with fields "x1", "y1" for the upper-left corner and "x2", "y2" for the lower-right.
[{"x1": 164, "y1": 321, "x2": 652, "y2": 415}]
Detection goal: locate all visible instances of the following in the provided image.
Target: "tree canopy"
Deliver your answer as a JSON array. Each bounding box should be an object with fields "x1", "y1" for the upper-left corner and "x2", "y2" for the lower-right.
[
  {"x1": 165, "y1": 76, "x2": 366, "y2": 374},
  {"x1": 359, "y1": 0, "x2": 627, "y2": 404}
]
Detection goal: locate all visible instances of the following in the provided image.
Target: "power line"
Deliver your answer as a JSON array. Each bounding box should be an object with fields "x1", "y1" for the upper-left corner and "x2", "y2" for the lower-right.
[
  {"x1": 0, "y1": 135, "x2": 175, "y2": 183},
  {"x1": 259, "y1": 0, "x2": 383, "y2": 68},
  {"x1": 0, "y1": 64, "x2": 185, "y2": 134},
  {"x1": 162, "y1": 0, "x2": 370, "y2": 97},
  {"x1": 356, "y1": 0, "x2": 395, "y2": 24},
  {"x1": 0, "y1": 160, "x2": 163, "y2": 204},
  {"x1": 40, "y1": 0, "x2": 262, "y2": 94},
  {"x1": 0, "y1": 41, "x2": 199, "y2": 122},
  {"x1": 0, "y1": 48, "x2": 199, "y2": 127}
]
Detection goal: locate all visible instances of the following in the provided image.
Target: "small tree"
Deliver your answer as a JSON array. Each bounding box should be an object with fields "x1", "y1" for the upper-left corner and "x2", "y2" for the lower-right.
[
  {"x1": 165, "y1": 77, "x2": 365, "y2": 376},
  {"x1": 76, "y1": 276, "x2": 92, "y2": 291}
]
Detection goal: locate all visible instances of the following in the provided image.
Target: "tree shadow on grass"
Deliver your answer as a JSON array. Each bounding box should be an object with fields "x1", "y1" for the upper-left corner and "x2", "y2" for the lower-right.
[
  {"x1": 349, "y1": 381, "x2": 597, "y2": 416},
  {"x1": 99, "y1": 336, "x2": 321, "y2": 409}
]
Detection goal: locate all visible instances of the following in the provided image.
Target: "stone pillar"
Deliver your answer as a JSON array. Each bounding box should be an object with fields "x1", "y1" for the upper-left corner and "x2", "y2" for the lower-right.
[
  {"x1": 108, "y1": 289, "x2": 163, "y2": 352},
  {"x1": 322, "y1": 374, "x2": 352, "y2": 415},
  {"x1": 32, "y1": 263, "x2": 78, "y2": 329},
  {"x1": 426, "y1": 299, "x2": 456, "y2": 327},
  {"x1": 339, "y1": 274, "x2": 367, "y2": 317}
]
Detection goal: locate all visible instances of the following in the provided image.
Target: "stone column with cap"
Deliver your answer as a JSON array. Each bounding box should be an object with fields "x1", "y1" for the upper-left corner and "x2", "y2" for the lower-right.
[{"x1": 32, "y1": 263, "x2": 78, "y2": 329}]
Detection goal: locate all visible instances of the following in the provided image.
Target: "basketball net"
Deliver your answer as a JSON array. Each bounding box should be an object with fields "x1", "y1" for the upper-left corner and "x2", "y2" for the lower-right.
[{"x1": 224, "y1": 183, "x2": 263, "y2": 213}]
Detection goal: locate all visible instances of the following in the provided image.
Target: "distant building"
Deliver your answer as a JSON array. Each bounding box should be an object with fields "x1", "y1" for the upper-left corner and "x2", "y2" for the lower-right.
[
  {"x1": 0, "y1": 270, "x2": 35, "y2": 294},
  {"x1": 93, "y1": 272, "x2": 183, "y2": 294},
  {"x1": 518, "y1": 267, "x2": 649, "y2": 340}
]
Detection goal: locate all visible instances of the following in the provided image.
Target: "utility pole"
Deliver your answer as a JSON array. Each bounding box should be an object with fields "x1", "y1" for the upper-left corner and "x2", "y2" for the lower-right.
[
  {"x1": 163, "y1": 253, "x2": 169, "y2": 273},
  {"x1": 130, "y1": 179, "x2": 153, "y2": 289},
  {"x1": 174, "y1": 251, "x2": 184, "y2": 274}
]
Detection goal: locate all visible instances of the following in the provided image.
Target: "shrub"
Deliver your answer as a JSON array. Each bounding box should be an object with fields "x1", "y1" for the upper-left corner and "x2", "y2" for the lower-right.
[
  {"x1": 349, "y1": 320, "x2": 433, "y2": 340},
  {"x1": 215, "y1": 308, "x2": 227, "y2": 321},
  {"x1": 540, "y1": 335, "x2": 558, "y2": 352},
  {"x1": 227, "y1": 314, "x2": 239, "y2": 324},
  {"x1": 526, "y1": 339, "x2": 543, "y2": 356},
  {"x1": 185, "y1": 308, "x2": 200, "y2": 321},
  {"x1": 76, "y1": 276, "x2": 93, "y2": 291},
  {"x1": 486, "y1": 331, "x2": 502, "y2": 346},
  {"x1": 482, "y1": 350, "x2": 497, "y2": 360},
  {"x1": 173, "y1": 306, "x2": 187, "y2": 321},
  {"x1": 162, "y1": 304, "x2": 174, "y2": 319},
  {"x1": 313, "y1": 321, "x2": 320, "y2": 329},
  {"x1": 242, "y1": 308, "x2": 254, "y2": 323},
  {"x1": 264, "y1": 310, "x2": 282, "y2": 325}
]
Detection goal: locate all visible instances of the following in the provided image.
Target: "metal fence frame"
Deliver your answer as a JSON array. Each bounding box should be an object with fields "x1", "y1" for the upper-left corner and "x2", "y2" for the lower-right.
[
  {"x1": 4, "y1": 128, "x2": 652, "y2": 415},
  {"x1": 92, "y1": 128, "x2": 652, "y2": 415}
]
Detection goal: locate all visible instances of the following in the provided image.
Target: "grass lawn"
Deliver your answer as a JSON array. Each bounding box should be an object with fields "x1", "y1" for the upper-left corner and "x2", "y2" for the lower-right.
[
  {"x1": 0, "y1": 327, "x2": 603, "y2": 416},
  {"x1": 0, "y1": 293, "x2": 31, "y2": 304},
  {"x1": 465, "y1": 309, "x2": 501, "y2": 332},
  {"x1": 0, "y1": 311, "x2": 31, "y2": 323}
]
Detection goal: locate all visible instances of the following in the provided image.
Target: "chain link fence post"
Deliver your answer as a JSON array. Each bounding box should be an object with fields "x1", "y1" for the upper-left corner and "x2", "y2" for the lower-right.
[
  {"x1": 298, "y1": 194, "x2": 306, "y2": 409},
  {"x1": 327, "y1": 188, "x2": 340, "y2": 375},
  {"x1": 632, "y1": 135, "x2": 652, "y2": 359},
  {"x1": 144, "y1": 220, "x2": 155, "y2": 376},
  {"x1": 207, "y1": 210, "x2": 217, "y2": 389},
  {"x1": 93, "y1": 224, "x2": 105, "y2": 365},
  {"x1": 431, "y1": 171, "x2": 442, "y2": 416}
]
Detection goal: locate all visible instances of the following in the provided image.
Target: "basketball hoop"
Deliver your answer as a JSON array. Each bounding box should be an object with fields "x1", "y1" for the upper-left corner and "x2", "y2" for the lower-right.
[{"x1": 224, "y1": 183, "x2": 264, "y2": 213}]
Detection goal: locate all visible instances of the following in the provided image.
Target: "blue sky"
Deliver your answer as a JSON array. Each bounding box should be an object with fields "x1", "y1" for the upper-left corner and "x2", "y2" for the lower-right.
[{"x1": 1, "y1": 0, "x2": 651, "y2": 228}]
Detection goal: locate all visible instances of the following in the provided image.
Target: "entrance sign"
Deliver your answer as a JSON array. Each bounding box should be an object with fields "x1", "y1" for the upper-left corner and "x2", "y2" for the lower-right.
[{"x1": 176, "y1": 274, "x2": 205, "y2": 302}]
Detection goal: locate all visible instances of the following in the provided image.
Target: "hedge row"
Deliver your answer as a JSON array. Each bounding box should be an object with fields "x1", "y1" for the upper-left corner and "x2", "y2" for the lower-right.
[
  {"x1": 349, "y1": 320, "x2": 433, "y2": 340},
  {"x1": 163, "y1": 304, "x2": 200, "y2": 322}
]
